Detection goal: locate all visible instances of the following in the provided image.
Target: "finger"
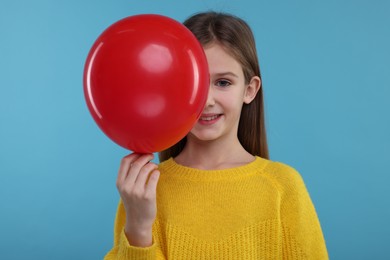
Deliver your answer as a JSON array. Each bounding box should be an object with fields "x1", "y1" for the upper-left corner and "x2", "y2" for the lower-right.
[
  {"x1": 134, "y1": 162, "x2": 158, "y2": 187},
  {"x1": 145, "y1": 170, "x2": 160, "y2": 198},
  {"x1": 124, "y1": 154, "x2": 154, "y2": 186},
  {"x1": 116, "y1": 153, "x2": 141, "y2": 187}
]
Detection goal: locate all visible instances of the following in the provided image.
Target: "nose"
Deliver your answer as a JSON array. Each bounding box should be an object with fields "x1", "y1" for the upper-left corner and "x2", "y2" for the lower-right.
[{"x1": 205, "y1": 85, "x2": 215, "y2": 107}]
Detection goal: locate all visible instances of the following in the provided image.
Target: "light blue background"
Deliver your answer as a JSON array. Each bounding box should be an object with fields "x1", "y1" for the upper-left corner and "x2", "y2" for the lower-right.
[{"x1": 1, "y1": 0, "x2": 389, "y2": 259}]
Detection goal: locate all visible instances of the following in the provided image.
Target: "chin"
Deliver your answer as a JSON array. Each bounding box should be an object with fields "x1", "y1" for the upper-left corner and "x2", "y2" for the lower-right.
[
  {"x1": 188, "y1": 131, "x2": 221, "y2": 143},
  {"x1": 187, "y1": 132, "x2": 218, "y2": 142}
]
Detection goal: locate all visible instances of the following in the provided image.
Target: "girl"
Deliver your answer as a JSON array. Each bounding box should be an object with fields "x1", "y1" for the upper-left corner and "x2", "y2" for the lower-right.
[{"x1": 105, "y1": 11, "x2": 328, "y2": 259}]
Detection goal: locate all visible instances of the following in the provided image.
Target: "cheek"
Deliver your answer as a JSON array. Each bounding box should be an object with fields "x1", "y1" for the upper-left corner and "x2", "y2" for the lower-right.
[{"x1": 221, "y1": 91, "x2": 245, "y2": 109}]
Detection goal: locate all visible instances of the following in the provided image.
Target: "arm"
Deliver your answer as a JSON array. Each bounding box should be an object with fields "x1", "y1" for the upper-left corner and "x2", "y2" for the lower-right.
[
  {"x1": 104, "y1": 154, "x2": 161, "y2": 260},
  {"x1": 104, "y1": 200, "x2": 158, "y2": 259},
  {"x1": 272, "y1": 163, "x2": 329, "y2": 259}
]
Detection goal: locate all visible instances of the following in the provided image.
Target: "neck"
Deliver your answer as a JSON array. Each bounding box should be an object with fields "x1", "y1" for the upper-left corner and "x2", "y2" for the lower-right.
[{"x1": 175, "y1": 134, "x2": 255, "y2": 170}]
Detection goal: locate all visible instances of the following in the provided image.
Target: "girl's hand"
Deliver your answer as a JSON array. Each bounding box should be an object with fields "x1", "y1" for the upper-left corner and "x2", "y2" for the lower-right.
[{"x1": 116, "y1": 153, "x2": 160, "y2": 247}]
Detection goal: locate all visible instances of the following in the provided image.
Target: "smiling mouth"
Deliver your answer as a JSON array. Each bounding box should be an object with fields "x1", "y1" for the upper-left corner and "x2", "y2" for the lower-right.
[
  {"x1": 200, "y1": 114, "x2": 220, "y2": 121},
  {"x1": 198, "y1": 114, "x2": 223, "y2": 125}
]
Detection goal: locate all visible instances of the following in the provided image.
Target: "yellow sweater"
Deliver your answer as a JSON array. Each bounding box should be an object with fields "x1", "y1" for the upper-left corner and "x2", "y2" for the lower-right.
[{"x1": 105, "y1": 157, "x2": 328, "y2": 259}]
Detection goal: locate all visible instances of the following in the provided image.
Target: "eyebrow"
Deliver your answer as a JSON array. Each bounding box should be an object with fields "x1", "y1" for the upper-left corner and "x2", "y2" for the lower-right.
[{"x1": 213, "y1": 72, "x2": 239, "y2": 78}]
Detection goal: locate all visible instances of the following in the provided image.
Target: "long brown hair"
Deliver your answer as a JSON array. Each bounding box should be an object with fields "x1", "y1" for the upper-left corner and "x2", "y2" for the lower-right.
[{"x1": 159, "y1": 11, "x2": 269, "y2": 162}]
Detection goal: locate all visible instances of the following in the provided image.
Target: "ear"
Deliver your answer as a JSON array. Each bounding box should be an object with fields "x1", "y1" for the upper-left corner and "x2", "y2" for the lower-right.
[{"x1": 243, "y1": 76, "x2": 261, "y2": 104}]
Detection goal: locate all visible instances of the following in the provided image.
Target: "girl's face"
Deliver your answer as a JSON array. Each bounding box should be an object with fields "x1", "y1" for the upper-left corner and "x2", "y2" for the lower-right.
[{"x1": 188, "y1": 43, "x2": 260, "y2": 143}]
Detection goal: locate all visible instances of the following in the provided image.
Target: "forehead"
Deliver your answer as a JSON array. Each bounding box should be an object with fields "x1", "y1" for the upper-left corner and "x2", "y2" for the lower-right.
[{"x1": 203, "y1": 43, "x2": 243, "y2": 77}]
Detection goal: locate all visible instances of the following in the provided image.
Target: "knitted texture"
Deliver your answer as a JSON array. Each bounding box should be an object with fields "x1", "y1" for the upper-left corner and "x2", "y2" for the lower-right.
[{"x1": 105, "y1": 157, "x2": 328, "y2": 259}]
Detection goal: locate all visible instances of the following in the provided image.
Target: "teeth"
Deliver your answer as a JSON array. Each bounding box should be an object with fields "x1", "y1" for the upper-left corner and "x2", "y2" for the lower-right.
[{"x1": 201, "y1": 115, "x2": 219, "y2": 121}]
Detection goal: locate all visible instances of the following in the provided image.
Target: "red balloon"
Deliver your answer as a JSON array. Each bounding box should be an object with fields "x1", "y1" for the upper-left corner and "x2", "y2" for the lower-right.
[{"x1": 83, "y1": 14, "x2": 209, "y2": 153}]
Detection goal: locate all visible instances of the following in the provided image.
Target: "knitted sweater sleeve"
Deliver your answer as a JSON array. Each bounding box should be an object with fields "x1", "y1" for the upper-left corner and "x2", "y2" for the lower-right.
[
  {"x1": 267, "y1": 162, "x2": 328, "y2": 260},
  {"x1": 104, "y1": 200, "x2": 163, "y2": 260}
]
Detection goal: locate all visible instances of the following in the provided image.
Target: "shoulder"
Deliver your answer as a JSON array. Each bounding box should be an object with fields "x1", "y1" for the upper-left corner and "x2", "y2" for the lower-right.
[
  {"x1": 261, "y1": 159, "x2": 307, "y2": 197},
  {"x1": 263, "y1": 160, "x2": 302, "y2": 182},
  {"x1": 261, "y1": 160, "x2": 317, "y2": 217}
]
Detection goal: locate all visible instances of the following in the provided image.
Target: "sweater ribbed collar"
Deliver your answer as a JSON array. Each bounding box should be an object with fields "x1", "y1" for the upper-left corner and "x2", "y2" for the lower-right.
[{"x1": 158, "y1": 156, "x2": 269, "y2": 181}]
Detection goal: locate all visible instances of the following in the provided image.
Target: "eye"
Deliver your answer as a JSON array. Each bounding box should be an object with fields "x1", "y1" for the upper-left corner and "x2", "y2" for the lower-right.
[{"x1": 215, "y1": 79, "x2": 231, "y2": 87}]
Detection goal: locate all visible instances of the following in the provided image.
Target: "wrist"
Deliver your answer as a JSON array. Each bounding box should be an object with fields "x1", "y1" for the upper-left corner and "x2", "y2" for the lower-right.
[{"x1": 124, "y1": 225, "x2": 153, "y2": 247}]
